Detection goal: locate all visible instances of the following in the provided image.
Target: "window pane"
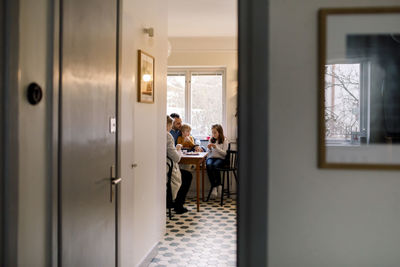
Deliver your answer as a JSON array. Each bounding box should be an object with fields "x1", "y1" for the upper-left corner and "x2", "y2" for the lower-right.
[
  {"x1": 167, "y1": 74, "x2": 185, "y2": 121},
  {"x1": 325, "y1": 64, "x2": 360, "y2": 142},
  {"x1": 191, "y1": 72, "x2": 223, "y2": 137}
]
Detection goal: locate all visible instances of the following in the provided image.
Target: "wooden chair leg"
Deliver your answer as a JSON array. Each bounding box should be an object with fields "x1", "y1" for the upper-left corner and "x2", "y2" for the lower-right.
[
  {"x1": 220, "y1": 171, "x2": 226, "y2": 206},
  {"x1": 233, "y1": 170, "x2": 238, "y2": 184},
  {"x1": 227, "y1": 171, "x2": 230, "y2": 198}
]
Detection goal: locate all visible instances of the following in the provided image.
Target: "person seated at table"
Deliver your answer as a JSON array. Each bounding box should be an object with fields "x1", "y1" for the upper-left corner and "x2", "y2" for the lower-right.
[
  {"x1": 170, "y1": 113, "x2": 204, "y2": 152},
  {"x1": 169, "y1": 113, "x2": 182, "y2": 144},
  {"x1": 166, "y1": 115, "x2": 193, "y2": 214},
  {"x1": 206, "y1": 124, "x2": 229, "y2": 199},
  {"x1": 177, "y1": 124, "x2": 196, "y2": 151}
]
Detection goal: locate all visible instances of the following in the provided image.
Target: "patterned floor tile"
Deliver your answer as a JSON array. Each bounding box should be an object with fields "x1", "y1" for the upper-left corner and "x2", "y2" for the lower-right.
[{"x1": 148, "y1": 198, "x2": 236, "y2": 267}]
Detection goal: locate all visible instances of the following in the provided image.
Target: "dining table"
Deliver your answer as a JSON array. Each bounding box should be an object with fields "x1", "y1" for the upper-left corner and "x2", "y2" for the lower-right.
[{"x1": 179, "y1": 151, "x2": 208, "y2": 212}]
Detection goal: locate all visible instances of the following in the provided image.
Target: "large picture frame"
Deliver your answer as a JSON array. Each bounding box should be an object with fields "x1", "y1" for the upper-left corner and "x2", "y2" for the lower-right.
[
  {"x1": 318, "y1": 7, "x2": 400, "y2": 169},
  {"x1": 138, "y1": 50, "x2": 155, "y2": 103}
]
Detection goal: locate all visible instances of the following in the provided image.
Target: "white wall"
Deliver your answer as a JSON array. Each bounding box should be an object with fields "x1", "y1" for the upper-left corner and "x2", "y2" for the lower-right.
[
  {"x1": 18, "y1": 0, "x2": 50, "y2": 265},
  {"x1": 120, "y1": 0, "x2": 168, "y2": 266},
  {"x1": 269, "y1": 1, "x2": 400, "y2": 266},
  {"x1": 168, "y1": 37, "x2": 238, "y2": 141}
]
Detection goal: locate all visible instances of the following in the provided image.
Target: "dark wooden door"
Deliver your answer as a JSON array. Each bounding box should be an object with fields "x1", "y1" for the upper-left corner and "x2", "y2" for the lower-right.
[{"x1": 60, "y1": 0, "x2": 118, "y2": 266}]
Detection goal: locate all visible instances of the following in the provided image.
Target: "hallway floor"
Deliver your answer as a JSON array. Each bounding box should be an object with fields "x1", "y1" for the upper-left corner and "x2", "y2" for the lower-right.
[{"x1": 149, "y1": 197, "x2": 237, "y2": 267}]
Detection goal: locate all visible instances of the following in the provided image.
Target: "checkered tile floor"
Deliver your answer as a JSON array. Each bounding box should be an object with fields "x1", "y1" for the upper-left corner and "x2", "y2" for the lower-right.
[{"x1": 148, "y1": 198, "x2": 237, "y2": 267}]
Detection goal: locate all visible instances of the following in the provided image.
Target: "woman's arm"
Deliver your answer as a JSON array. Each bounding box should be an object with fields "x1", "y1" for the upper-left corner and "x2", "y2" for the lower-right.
[{"x1": 167, "y1": 133, "x2": 181, "y2": 163}]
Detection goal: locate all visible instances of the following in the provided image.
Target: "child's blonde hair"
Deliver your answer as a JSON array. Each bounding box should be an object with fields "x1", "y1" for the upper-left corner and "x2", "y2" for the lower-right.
[{"x1": 181, "y1": 123, "x2": 192, "y2": 133}]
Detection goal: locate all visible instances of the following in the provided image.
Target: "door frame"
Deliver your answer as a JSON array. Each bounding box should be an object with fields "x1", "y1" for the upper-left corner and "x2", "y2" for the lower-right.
[
  {"x1": 115, "y1": 0, "x2": 122, "y2": 265},
  {"x1": 51, "y1": 0, "x2": 122, "y2": 265},
  {"x1": 51, "y1": 0, "x2": 59, "y2": 266},
  {"x1": 237, "y1": 0, "x2": 269, "y2": 266},
  {"x1": 1, "y1": 0, "x2": 20, "y2": 266}
]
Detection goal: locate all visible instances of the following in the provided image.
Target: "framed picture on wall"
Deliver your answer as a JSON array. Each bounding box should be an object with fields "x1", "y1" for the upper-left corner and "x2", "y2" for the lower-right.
[
  {"x1": 318, "y1": 7, "x2": 400, "y2": 169},
  {"x1": 138, "y1": 50, "x2": 155, "y2": 103}
]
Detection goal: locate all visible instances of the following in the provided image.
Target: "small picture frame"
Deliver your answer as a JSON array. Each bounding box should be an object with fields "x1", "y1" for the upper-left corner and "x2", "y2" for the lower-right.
[{"x1": 138, "y1": 50, "x2": 155, "y2": 103}]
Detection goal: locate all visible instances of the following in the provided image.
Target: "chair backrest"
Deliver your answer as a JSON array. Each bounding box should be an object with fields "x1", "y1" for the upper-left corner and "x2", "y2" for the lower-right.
[
  {"x1": 166, "y1": 156, "x2": 174, "y2": 205},
  {"x1": 227, "y1": 150, "x2": 238, "y2": 170},
  {"x1": 222, "y1": 143, "x2": 232, "y2": 166},
  {"x1": 223, "y1": 142, "x2": 238, "y2": 170}
]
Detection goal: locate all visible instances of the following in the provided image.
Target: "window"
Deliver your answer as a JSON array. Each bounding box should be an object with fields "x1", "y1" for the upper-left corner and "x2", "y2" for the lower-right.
[
  {"x1": 167, "y1": 73, "x2": 186, "y2": 121},
  {"x1": 324, "y1": 62, "x2": 370, "y2": 145},
  {"x1": 167, "y1": 68, "x2": 226, "y2": 138}
]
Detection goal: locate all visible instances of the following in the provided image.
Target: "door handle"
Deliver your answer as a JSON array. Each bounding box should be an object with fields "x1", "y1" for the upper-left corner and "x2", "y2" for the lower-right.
[
  {"x1": 110, "y1": 165, "x2": 121, "y2": 202},
  {"x1": 112, "y1": 177, "x2": 122, "y2": 185}
]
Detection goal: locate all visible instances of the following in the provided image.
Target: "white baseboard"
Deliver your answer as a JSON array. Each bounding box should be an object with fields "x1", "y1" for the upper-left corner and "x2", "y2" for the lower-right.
[{"x1": 138, "y1": 242, "x2": 159, "y2": 267}]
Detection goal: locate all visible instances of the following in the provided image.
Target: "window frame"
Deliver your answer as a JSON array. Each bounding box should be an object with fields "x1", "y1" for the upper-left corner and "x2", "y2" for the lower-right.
[{"x1": 167, "y1": 67, "x2": 227, "y2": 139}]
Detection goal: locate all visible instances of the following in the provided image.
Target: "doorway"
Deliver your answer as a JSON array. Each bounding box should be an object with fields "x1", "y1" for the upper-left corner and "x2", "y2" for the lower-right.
[
  {"x1": 152, "y1": 0, "x2": 239, "y2": 265},
  {"x1": 0, "y1": 0, "x2": 269, "y2": 265}
]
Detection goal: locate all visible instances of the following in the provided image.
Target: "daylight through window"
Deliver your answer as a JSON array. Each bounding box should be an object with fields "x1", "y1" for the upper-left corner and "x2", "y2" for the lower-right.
[{"x1": 167, "y1": 68, "x2": 225, "y2": 138}]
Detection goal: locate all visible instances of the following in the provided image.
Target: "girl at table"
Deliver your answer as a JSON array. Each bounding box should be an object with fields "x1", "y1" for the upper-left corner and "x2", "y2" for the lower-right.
[{"x1": 206, "y1": 124, "x2": 229, "y2": 199}]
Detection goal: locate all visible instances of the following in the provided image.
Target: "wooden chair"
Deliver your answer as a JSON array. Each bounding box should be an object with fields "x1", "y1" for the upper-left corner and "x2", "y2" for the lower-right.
[
  {"x1": 216, "y1": 150, "x2": 238, "y2": 206},
  {"x1": 206, "y1": 144, "x2": 238, "y2": 206}
]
